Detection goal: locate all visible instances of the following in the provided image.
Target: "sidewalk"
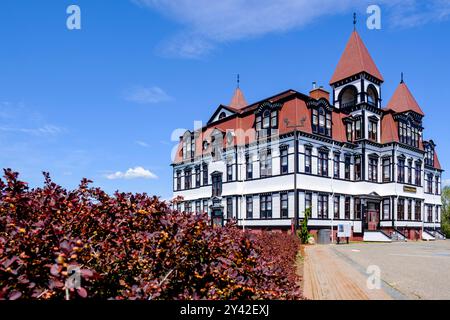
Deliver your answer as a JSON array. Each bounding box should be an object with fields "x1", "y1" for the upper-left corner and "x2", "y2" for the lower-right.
[{"x1": 303, "y1": 245, "x2": 392, "y2": 300}]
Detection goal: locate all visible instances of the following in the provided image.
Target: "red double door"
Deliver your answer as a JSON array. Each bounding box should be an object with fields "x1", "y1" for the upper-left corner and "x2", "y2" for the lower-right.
[{"x1": 367, "y1": 210, "x2": 380, "y2": 231}]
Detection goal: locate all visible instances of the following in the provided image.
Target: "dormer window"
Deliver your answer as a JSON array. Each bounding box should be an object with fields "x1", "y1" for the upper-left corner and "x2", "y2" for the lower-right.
[
  {"x1": 399, "y1": 119, "x2": 421, "y2": 148},
  {"x1": 424, "y1": 143, "x2": 435, "y2": 167},
  {"x1": 312, "y1": 107, "x2": 331, "y2": 137},
  {"x1": 255, "y1": 103, "x2": 279, "y2": 140},
  {"x1": 182, "y1": 132, "x2": 195, "y2": 160}
]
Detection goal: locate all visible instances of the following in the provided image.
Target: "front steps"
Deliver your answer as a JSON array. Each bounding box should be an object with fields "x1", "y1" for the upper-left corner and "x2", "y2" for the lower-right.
[
  {"x1": 422, "y1": 230, "x2": 435, "y2": 241},
  {"x1": 363, "y1": 230, "x2": 392, "y2": 242}
]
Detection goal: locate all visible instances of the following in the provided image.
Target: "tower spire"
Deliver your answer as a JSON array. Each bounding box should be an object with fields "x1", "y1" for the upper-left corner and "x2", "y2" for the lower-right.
[
  {"x1": 400, "y1": 72, "x2": 404, "y2": 84},
  {"x1": 353, "y1": 12, "x2": 357, "y2": 30},
  {"x1": 237, "y1": 74, "x2": 240, "y2": 88}
]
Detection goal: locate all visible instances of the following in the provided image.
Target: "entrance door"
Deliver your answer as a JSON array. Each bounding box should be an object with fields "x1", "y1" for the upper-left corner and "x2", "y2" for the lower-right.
[
  {"x1": 368, "y1": 210, "x2": 379, "y2": 231},
  {"x1": 212, "y1": 209, "x2": 224, "y2": 228}
]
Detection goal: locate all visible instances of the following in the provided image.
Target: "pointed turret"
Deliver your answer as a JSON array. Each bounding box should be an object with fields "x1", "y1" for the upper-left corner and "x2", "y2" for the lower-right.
[
  {"x1": 229, "y1": 87, "x2": 248, "y2": 110},
  {"x1": 386, "y1": 81, "x2": 424, "y2": 116},
  {"x1": 330, "y1": 30, "x2": 384, "y2": 85}
]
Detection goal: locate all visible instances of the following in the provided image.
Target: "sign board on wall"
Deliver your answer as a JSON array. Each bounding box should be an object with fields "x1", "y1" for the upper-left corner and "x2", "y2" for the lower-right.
[
  {"x1": 337, "y1": 222, "x2": 352, "y2": 238},
  {"x1": 403, "y1": 186, "x2": 417, "y2": 194}
]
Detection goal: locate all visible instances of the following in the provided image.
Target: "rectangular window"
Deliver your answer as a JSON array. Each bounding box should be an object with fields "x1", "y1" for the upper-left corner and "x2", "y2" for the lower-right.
[
  {"x1": 202, "y1": 164, "x2": 208, "y2": 185},
  {"x1": 185, "y1": 201, "x2": 192, "y2": 213},
  {"x1": 195, "y1": 201, "x2": 201, "y2": 214},
  {"x1": 407, "y1": 160, "x2": 413, "y2": 185},
  {"x1": 260, "y1": 195, "x2": 272, "y2": 219},
  {"x1": 203, "y1": 200, "x2": 208, "y2": 214},
  {"x1": 246, "y1": 196, "x2": 253, "y2": 219},
  {"x1": 355, "y1": 119, "x2": 362, "y2": 140},
  {"x1": 280, "y1": 148, "x2": 289, "y2": 175},
  {"x1": 415, "y1": 201, "x2": 421, "y2": 221},
  {"x1": 354, "y1": 157, "x2": 361, "y2": 181},
  {"x1": 246, "y1": 155, "x2": 253, "y2": 180},
  {"x1": 346, "y1": 122, "x2": 353, "y2": 142},
  {"x1": 184, "y1": 169, "x2": 192, "y2": 189},
  {"x1": 318, "y1": 151, "x2": 329, "y2": 177},
  {"x1": 260, "y1": 150, "x2": 272, "y2": 178},
  {"x1": 426, "y1": 174, "x2": 433, "y2": 194},
  {"x1": 382, "y1": 158, "x2": 391, "y2": 182},
  {"x1": 195, "y1": 167, "x2": 201, "y2": 188},
  {"x1": 305, "y1": 192, "x2": 312, "y2": 211},
  {"x1": 345, "y1": 197, "x2": 351, "y2": 219},
  {"x1": 436, "y1": 176, "x2": 441, "y2": 195},
  {"x1": 397, "y1": 159, "x2": 405, "y2": 183},
  {"x1": 226, "y1": 162, "x2": 233, "y2": 182},
  {"x1": 333, "y1": 154, "x2": 340, "y2": 179},
  {"x1": 354, "y1": 198, "x2": 361, "y2": 219},
  {"x1": 176, "y1": 171, "x2": 181, "y2": 190},
  {"x1": 383, "y1": 199, "x2": 390, "y2": 220},
  {"x1": 212, "y1": 174, "x2": 222, "y2": 197},
  {"x1": 407, "y1": 199, "x2": 412, "y2": 220},
  {"x1": 345, "y1": 156, "x2": 351, "y2": 180},
  {"x1": 368, "y1": 120, "x2": 378, "y2": 142},
  {"x1": 280, "y1": 193, "x2": 288, "y2": 218},
  {"x1": 318, "y1": 194, "x2": 328, "y2": 219},
  {"x1": 305, "y1": 147, "x2": 312, "y2": 174},
  {"x1": 398, "y1": 199, "x2": 405, "y2": 221},
  {"x1": 334, "y1": 196, "x2": 340, "y2": 219},
  {"x1": 368, "y1": 158, "x2": 378, "y2": 182},
  {"x1": 226, "y1": 198, "x2": 233, "y2": 219},
  {"x1": 415, "y1": 162, "x2": 421, "y2": 186},
  {"x1": 427, "y1": 205, "x2": 433, "y2": 222}
]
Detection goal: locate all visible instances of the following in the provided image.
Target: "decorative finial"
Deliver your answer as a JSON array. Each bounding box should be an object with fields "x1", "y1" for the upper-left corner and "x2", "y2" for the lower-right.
[
  {"x1": 353, "y1": 12, "x2": 357, "y2": 30},
  {"x1": 400, "y1": 72, "x2": 404, "y2": 84},
  {"x1": 237, "y1": 74, "x2": 240, "y2": 89}
]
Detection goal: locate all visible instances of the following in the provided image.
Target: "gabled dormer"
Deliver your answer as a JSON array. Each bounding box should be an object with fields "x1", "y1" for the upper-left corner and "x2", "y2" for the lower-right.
[
  {"x1": 207, "y1": 105, "x2": 237, "y2": 124},
  {"x1": 330, "y1": 31, "x2": 384, "y2": 110}
]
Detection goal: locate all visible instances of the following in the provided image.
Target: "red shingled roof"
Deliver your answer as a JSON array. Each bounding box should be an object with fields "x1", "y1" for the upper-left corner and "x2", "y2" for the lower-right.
[
  {"x1": 385, "y1": 82, "x2": 425, "y2": 116},
  {"x1": 330, "y1": 31, "x2": 384, "y2": 84},
  {"x1": 381, "y1": 113, "x2": 399, "y2": 144},
  {"x1": 434, "y1": 151, "x2": 442, "y2": 170}
]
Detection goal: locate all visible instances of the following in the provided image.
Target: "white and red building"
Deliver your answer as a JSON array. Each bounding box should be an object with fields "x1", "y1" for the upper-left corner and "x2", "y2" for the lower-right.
[{"x1": 171, "y1": 30, "x2": 444, "y2": 241}]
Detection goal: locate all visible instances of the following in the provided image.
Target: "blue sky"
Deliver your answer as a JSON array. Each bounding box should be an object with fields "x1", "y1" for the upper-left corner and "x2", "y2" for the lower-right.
[{"x1": 0, "y1": 0, "x2": 449, "y2": 199}]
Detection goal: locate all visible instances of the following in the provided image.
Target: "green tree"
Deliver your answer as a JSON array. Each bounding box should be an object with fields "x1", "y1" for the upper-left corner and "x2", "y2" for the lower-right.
[
  {"x1": 297, "y1": 208, "x2": 311, "y2": 244},
  {"x1": 442, "y1": 186, "x2": 450, "y2": 237}
]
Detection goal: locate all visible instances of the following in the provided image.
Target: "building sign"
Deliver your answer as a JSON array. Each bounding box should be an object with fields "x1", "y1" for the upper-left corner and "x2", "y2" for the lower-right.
[
  {"x1": 403, "y1": 186, "x2": 417, "y2": 194},
  {"x1": 337, "y1": 222, "x2": 352, "y2": 238}
]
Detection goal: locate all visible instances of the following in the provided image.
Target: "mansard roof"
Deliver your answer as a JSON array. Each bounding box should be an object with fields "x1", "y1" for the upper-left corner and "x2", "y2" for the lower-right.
[
  {"x1": 385, "y1": 82, "x2": 425, "y2": 116},
  {"x1": 330, "y1": 31, "x2": 384, "y2": 85}
]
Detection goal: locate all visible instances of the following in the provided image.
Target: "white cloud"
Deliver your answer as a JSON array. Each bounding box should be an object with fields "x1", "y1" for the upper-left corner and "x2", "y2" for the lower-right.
[
  {"x1": 133, "y1": 0, "x2": 450, "y2": 58},
  {"x1": 124, "y1": 86, "x2": 173, "y2": 104},
  {"x1": 444, "y1": 179, "x2": 450, "y2": 187},
  {"x1": 135, "y1": 140, "x2": 150, "y2": 147},
  {"x1": 105, "y1": 166, "x2": 158, "y2": 180},
  {"x1": 0, "y1": 125, "x2": 65, "y2": 136}
]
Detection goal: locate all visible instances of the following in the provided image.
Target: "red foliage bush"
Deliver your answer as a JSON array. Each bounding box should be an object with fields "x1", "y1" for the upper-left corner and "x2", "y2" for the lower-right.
[{"x1": 0, "y1": 169, "x2": 301, "y2": 300}]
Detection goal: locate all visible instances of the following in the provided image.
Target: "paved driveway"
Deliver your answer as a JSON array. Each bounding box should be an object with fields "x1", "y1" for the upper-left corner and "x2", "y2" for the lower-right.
[{"x1": 332, "y1": 240, "x2": 450, "y2": 300}]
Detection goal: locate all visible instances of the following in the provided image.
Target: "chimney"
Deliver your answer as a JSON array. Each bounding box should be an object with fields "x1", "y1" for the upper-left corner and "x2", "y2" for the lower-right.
[{"x1": 309, "y1": 84, "x2": 330, "y2": 101}]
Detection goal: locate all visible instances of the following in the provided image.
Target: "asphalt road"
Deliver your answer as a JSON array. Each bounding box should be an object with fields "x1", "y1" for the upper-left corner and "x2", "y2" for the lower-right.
[{"x1": 332, "y1": 240, "x2": 450, "y2": 300}]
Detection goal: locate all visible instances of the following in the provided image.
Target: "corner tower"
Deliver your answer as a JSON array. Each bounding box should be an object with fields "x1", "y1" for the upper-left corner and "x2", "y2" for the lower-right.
[{"x1": 330, "y1": 30, "x2": 384, "y2": 110}]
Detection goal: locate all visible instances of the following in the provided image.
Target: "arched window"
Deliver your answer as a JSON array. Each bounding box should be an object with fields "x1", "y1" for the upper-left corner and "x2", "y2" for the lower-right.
[
  {"x1": 218, "y1": 112, "x2": 227, "y2": 120},
  {"x1": 312, "y1": 107, "x2": 332, "y2": 137},
  {"x1": 255, "y1": 107, "x2": 278, "y2": 139},
  {"x1": 340, "y1": 86, "x2": 358, "y2": 108},
  {"x1": 367, "y1": 86, "x2": 378, "y2": 107}
]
